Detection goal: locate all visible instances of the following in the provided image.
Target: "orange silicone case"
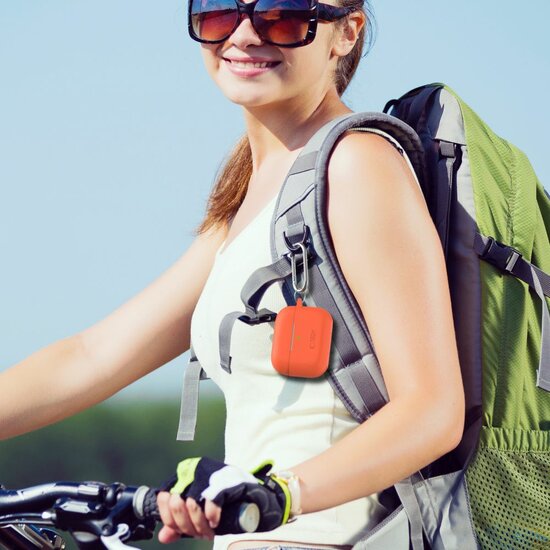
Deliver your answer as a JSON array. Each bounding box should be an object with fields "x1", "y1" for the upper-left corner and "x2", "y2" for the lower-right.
[{"x1": 271, "y1": 298, "x2": 333, "y2": 378}]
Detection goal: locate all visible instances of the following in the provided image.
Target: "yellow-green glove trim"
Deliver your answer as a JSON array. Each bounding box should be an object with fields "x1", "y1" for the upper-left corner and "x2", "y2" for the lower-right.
[
  {"x1": 170, "y1": 457, "x2": 201, "y2": 495},
  {"x1": 250, "y1": 459, "x2": 274, "y2": 477},
  {"x1": 269, "y1": 475, "x2": 292, "y2": 525}
]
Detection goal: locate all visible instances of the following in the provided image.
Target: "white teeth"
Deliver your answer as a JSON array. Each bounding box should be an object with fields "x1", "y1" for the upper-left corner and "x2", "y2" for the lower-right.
[{"x1": 229, "y1": 60, "x2": 274, "y2": 69}]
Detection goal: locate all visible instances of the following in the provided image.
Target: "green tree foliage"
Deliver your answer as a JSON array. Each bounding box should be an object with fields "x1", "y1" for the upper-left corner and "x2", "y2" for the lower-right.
[{"x1": 0, "y1": 395, "x2": 226, "y2": 549}]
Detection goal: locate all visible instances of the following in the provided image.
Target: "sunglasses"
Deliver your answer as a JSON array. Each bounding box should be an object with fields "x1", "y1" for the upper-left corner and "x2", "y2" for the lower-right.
[{"x1": 188, "y1": 0, "x2": 357, "y2": 48}]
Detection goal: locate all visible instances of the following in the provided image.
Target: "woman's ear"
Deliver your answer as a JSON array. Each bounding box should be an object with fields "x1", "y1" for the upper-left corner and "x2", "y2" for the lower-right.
[{"x1": 331, "y1": 11, "x2": 366, "y2": 57}]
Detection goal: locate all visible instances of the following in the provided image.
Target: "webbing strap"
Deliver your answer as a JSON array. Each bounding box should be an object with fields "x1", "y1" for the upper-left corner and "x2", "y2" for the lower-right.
[
  {"x1": 531, "y1": 265, "x2": 550, "y2": 392},
  {"x1": 218, "y1": 257, "x2": 292, "y2": 373},
  {"x1": 512, "y1": 256, "x2": 550, "y2": 298},
  {"x1": 474, "y1": 233, "x2": 550, "y2": 297},
  {"x1": 219, "y1": 311, "x2": 244, "y2": 374},
  {"x1": 436, "y1": 141, "x2": 456, "y2": 254},
  {"x1": 343, "y1": 357, "x2": 387, "y2": 416},
  {"x1": 394, "y1": 479, "x2": 425, "y2": 550},
  {"x1": 239, "y1": 256, "x2": 293, "y2": 315},
  {"x1": 474, "y1": 232, "x2": 550, "y2": 392},
  {"x1": 176, "y1": 350, "x2": 204, "y2": 441}
]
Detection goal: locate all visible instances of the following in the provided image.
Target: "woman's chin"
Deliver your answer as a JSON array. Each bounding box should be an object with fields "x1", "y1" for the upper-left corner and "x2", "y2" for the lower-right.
[
  {"x1": 215, "y1": 79, "x2": 285, "y2": 108},
  {"x1": 225, "y1": 91, "x2": 277, "y2": 109}
]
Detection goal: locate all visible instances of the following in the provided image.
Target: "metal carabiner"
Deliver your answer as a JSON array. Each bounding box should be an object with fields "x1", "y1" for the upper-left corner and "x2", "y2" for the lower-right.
[{"x1": 290, "y1": 242, "x2": 309, "y2": 296}]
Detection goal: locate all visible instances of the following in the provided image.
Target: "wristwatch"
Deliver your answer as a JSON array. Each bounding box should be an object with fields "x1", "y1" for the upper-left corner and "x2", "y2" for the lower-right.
[{"x1": 272, "y1": 470, "x2": 303, "y2": 518}]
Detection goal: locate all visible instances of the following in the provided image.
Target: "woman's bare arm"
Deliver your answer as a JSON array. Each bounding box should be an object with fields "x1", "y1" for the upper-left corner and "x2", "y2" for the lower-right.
[
  {"x1": 0, "y1": 226, "x2": 226, "y2": 440},
  {"x1": 290, "y1": 132, "x2": 465, "y2": 512}
]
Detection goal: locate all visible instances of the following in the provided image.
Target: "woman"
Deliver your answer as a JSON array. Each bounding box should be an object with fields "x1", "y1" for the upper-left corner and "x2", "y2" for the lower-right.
[
  {"x1": 0, "y1": 0, "x2": 465, "y2": 547},
  {"x1": 154, "y1": 0, "x2": 464, "y2": 547}
]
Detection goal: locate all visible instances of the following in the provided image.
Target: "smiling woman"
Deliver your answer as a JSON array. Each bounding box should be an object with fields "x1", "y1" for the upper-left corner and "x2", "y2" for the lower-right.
[
  {"x1": 150, "y1": 0, "x2": 466, "y2": 547},
  {"x1": 0, "y1": 2, "x2": 549, "y2": 550}
]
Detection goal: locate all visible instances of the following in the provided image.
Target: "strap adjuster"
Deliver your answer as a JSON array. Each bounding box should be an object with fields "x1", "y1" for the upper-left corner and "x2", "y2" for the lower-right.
[
  {"x1": 479, "y1": 236, "x2": 522, "y2": 273},
  {"x1": 239, "y1": 308, "x2": 277, "y2": 326}
]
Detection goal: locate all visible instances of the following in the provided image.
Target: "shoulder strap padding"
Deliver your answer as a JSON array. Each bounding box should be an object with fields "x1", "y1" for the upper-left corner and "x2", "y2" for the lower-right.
[{"x1": 270, "y1": 112, "x2": 424, "y2": 422}]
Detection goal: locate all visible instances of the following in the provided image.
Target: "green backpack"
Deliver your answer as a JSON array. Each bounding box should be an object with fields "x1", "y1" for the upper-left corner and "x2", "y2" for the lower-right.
[
  {"x1": 383, "y1": 84, "x2": 550, "y2": 549},
  {"x1": 178, "y1": 83, "x2": 550, "y2": 549}
]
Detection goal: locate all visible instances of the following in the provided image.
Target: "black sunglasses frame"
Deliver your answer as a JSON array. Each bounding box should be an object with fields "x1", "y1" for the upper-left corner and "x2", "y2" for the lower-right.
[{"x1": 187, "y1": 0, "x2": 357, "y2": 48}]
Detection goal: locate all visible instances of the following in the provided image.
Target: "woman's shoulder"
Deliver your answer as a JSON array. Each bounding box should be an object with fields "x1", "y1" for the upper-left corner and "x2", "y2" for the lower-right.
[
  {"x1": 323, "y1": 120, "x2": 462, "y2": 414},
  {"x1": 328, "y1": 128, "x2": 422, "y2": 195},
  {"x1": 326, "y1": 128, "x2": 429, "y2": 227}
]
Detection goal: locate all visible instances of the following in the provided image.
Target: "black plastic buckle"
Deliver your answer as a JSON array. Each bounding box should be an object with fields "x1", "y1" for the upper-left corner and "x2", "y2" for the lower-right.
[
  {"x1": 283, "y1": 224, "x2": 310, "y2": 253},
  {"x1": 240, "y1": 308, "x2": 277, "y2": 326},
  {"x1": 479, "y1": 236, "x2": 522, "y2": 273},
  {"x1": 282, "y1": 225, "x2": 316, "y2": 266}
]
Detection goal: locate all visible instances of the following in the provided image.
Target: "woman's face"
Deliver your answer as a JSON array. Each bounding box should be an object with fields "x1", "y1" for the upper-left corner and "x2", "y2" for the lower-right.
[{"x1": 198, "y1": 0, "x2": 349, "y2": 109}]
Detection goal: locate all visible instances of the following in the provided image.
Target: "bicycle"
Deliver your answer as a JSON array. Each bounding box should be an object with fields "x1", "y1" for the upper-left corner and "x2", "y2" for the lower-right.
[{"x1": 0, "y1": 480, "x2": 260, "y2": 549}]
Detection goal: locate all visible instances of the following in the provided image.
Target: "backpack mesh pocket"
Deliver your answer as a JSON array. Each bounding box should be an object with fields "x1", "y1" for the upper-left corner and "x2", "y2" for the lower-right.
[{"x1": 465, "y1": 440, "x2": 550, "y2": 549}]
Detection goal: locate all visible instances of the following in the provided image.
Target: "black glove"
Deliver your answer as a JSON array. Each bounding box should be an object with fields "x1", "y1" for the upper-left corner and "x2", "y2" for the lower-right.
[{"x1": 162, "y1": 457, "x2": 291, "y2": 532}]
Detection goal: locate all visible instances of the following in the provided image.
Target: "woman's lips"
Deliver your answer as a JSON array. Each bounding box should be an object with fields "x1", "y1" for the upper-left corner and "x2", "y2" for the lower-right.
[{"x1": 223, "y1": 58, "x2": 281, "y2": 77}]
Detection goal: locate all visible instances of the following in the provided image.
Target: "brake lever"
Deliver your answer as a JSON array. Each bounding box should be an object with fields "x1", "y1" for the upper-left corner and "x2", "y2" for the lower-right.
[{"x1": 100, "y1": 524, "x2": 139, "y2": 550}]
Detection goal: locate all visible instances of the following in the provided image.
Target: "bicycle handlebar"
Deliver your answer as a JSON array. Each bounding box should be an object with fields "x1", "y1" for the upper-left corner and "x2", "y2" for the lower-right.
[{"x1": 0, "y1": 481, "x2": 261, "y2": 549}]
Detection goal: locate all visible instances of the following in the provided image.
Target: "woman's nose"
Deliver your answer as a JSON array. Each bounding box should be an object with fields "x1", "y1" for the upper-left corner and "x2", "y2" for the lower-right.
[{"x1": 228, "y1": 15, "x2": 264, "y2": 48}]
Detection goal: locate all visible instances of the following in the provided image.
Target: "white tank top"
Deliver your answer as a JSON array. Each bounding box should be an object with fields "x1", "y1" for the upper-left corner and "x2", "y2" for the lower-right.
[{"x1": 190, "y1": 130, "x2": 419, "y2": 549}]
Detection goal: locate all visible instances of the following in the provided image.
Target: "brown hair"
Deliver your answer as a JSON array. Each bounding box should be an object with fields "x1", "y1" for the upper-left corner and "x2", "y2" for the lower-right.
[{"x1": 194, "y1": 0, "x2": 375, "y2": 236}]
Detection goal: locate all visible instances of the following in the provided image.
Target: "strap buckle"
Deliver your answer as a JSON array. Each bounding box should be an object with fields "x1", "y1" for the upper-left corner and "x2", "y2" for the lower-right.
[
  {"x1": 479, "y1": 236, "x2": 522, "y2": 273},
  {"x1": 283, "y1": 224, "x2": 309, "y2": 253},
  {"x1": 239, "y1": 308, "x2": 277, "y2": 326}
]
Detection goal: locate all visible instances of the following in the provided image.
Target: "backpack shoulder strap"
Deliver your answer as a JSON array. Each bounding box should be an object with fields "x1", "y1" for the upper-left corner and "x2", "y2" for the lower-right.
[
  {"x1": 216, "y1": 112, "x2": 424, "y2": 421},
  {"x1": 270, "y1": 111, "x2": 425, "y2": 421}
]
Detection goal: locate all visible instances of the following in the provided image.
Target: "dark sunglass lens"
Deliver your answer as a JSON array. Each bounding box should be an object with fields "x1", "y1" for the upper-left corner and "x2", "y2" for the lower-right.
[
  {"x1": 190, "y1": 0, "x2": 239, "y2": 41},
  {"x1": 253, "y1": 0, "x2": 313, "y2": 45}
]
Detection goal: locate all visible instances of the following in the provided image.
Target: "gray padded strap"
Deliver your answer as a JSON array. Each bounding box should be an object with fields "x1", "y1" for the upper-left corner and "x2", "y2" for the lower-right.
[
  {"x1": 176, "y1": 349, "x2": 204, "y2": 441},
  {"x1": 283, "y1": 199, "x2": 388, "y2": 417},
  {"x1": 288, "y1": 151, "x2": 318, "y2": 175},
  {"x1": 309, "y1": 260, "x2": 387, "y2": 415},
  {"x1": 395, "y1": 479, "x2": 425, "y2": 550},
  {"x1": 532, "y1": 265, "x2": 550, "y2": 392},
  {"x1": 270, "y1": 113, "x2": 424, "y2": 422},
  {"x1": 313, "y1": 112, "x2": 426, "y2": 185},
  {"x1": 339, "y1": 356, "x2": 388, "y2": 416}
]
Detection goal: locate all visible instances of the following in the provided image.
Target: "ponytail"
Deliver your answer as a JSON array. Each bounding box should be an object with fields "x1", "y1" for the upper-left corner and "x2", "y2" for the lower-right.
[{"x1": 194, "y1": 135, "x2": 252, "y2": 236}]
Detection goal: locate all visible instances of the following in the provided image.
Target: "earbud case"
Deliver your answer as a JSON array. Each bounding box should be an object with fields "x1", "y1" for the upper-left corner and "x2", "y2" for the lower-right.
[{"x1": 271, "y1": 298, "x2": 333, "y2": 378}]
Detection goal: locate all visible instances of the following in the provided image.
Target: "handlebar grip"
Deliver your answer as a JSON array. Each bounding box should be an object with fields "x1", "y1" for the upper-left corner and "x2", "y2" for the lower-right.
[
  {"x1": 142, "y1": 488, "x2": 161, "y2": 522},
  {"x1": 141, "y1": 489, "x2": 260, "y2": 535},
  {"x1": 216, "y1": 500, "x2": 260, "y2": 535}
]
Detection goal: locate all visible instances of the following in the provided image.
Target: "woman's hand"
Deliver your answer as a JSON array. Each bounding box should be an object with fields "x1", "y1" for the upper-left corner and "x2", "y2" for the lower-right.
[
  {"x1": 156, "y1": 491, "x2": 221, "y2": 543},
  {"x1": 156, "y1": 456, "x2": 290, "y2": 543}
]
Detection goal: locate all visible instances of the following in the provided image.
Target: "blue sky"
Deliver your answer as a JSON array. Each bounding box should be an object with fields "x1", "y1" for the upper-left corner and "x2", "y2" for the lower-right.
[{"x1": 1, "y1": 1, "x2": 549, "y2": 402}]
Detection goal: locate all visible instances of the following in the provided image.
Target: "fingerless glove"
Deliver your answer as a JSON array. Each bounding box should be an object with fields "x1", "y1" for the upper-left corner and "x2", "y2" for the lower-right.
[{"x1": 163, "y1": 457, "x2": 292, "y2": 531}]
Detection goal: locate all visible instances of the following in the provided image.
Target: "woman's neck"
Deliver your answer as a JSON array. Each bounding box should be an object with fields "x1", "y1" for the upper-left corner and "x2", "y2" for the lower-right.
[{"x1": 242, "y1": 88, "x2": 352, "y2": 172}]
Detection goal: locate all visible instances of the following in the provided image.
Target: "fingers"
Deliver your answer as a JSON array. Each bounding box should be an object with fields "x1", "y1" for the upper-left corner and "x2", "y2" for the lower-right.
[
  {"x1": 157, "y1": 492, "x2": 185, "y2": 544},
  {"x1": 186, "y1": 497, "x2": 215, "y2": 539},
  {"x1": 156, "y1": 491, "x2": 216, "y2": 542},
  {"x1": 158, "y1": 524, "x2": 182, "y2": 545},
  {"x1": 204, "y1": 499, "x2": 222, "y2": 529}
]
